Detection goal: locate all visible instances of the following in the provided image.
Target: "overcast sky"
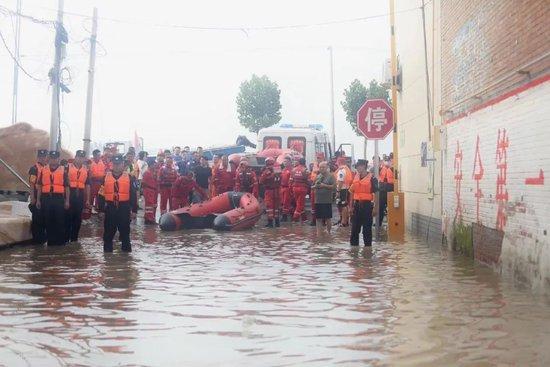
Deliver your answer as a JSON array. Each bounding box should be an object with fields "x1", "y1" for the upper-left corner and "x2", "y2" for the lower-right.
[{"x1": 0, "y1": 0, "x2": 396, "y2": 158}]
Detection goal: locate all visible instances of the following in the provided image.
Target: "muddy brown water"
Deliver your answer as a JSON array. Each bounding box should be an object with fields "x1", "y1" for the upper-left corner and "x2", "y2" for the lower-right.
[{"x1": 0, "y1": 218, "x2": 549, "y2": 366}]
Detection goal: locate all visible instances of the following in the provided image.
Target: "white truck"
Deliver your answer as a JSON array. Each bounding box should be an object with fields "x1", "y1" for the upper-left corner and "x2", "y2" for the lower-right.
[{"x1": 257, "y1": 123, "x2": 334, "y2": 166}]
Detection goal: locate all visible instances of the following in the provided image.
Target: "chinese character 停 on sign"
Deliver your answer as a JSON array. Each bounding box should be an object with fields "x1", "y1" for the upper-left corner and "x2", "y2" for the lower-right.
[{"x1": 366, "y1": 107, "x2": 388, "y2": 132}]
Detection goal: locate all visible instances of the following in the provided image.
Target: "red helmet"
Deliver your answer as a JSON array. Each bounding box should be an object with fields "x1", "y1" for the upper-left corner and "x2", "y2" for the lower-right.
[{"x1": 265, "y1": 157, "x2": 275, "y2": 165}]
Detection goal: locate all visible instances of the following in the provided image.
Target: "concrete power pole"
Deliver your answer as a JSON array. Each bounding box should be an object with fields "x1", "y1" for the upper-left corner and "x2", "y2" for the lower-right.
[
  {"x1": 83, "y1": 7, "x2": 98, "y2": 157},
  {"x1": 49, "y1": 0, "x2": 64, "y2": 151},
  {"x1": 328, "y1": 46, "x2": 336, "y2": 153},
  {"x1": 11, "y1": 0, "x2": 22, "y2": 125}
]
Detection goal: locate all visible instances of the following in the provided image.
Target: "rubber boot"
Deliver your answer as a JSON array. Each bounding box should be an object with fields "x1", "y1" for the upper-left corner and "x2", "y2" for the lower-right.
[
  {"x1": 103, "y1": 242, "x2": 113, "y2": 253},
  {"x1": 121, "y1": 242, "x2": 132, "y2": 252},
  {"x1": 275, "y1": 217, "x2": 280, "y2": 227},
  {"x1": 265, "y1": 219, "x2": 274, "y2": 228}
]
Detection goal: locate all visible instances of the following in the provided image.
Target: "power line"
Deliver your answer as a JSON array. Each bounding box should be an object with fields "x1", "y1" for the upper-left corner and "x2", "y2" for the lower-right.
[
  {"x1": 0, "y1": 28, "x2": 47, "y2": 81},
  {"x1": 0, "y1": 5, "x2": 55, "y2": 27},
  {"x1": 12, "y1": 4, "x2": 423, "y2": 33}
]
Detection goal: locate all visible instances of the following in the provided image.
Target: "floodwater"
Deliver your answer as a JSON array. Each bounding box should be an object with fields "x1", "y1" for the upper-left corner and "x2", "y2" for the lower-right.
[{"x1": 1, "y1": 219, "x2": 549, "y2": 367}]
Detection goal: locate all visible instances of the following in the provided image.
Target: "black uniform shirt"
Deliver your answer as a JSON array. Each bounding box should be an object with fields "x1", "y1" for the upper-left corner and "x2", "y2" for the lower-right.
[{"x1": 28, "y1": 163, "x2": 44, "y2": 195}]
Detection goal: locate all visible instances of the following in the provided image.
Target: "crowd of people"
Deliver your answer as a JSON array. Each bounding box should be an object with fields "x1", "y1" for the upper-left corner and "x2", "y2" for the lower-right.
[{"x1": 28, "y1": 145, "x2": 395, "y2": 253}]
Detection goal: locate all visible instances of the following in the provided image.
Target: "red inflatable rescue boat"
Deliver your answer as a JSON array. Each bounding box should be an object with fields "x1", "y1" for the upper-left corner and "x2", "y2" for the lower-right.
[{"x1": 159, "y1": 191, "x2": 262, "y2": 231}]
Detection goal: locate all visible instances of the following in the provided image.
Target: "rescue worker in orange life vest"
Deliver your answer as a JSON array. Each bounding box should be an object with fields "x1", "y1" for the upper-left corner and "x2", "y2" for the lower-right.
[
  {"x1": 348, "y1": 159, "x2": 378, "y2": 247},
  {"x1": 36, "y1": 151, "x2": 70, "y2": 246},
  {"x1": 65, "y1": 150, "x2": 91, "y2": 243},
  {"x1": 378, "y1": 158, "x2": 395, "y2": 226},
  {"x1": 279, "y1": 155, "x2": 293, "y2": 222},
  {"x1": 290, "y1": 158, "x2": 310, "y2": 223},
  {"x1": 235, "y1": 157, "x2": 259, "y2": 198},
  {"x1": 259, "y1": 157, "x2": 281, "y2": 227},
  {"x1": 89, "y1": 149, "x2": 106, "y2": 212},
  {"x1": 28, "y1": 149, "x2": 48, "y2": 244},
  {"x1": 101, "y1": 154, "x2": 138, "y2": 253}
]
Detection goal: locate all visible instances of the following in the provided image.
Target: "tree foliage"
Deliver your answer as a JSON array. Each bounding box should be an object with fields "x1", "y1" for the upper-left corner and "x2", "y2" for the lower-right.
[
  {"x1": 341, "y1": 79, "x2": 390, "y2": 135},
  {"x1": 236, "y1": 74, "x2": 282, "y2": 134}
]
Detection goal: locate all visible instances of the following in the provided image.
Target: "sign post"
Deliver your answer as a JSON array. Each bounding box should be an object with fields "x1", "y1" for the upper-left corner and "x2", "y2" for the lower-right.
[{"x1": 356, "y1": 99, "x2": 394, "y2": 242}]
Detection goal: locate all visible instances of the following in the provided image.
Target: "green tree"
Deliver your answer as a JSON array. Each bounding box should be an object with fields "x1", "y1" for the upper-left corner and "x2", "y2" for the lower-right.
[
  {"x1": 236, "y1": 74, "x2": 282, "y2": 134},
  {"x1": 341, "y1": 79, "x2": 390, "y2": 135}
]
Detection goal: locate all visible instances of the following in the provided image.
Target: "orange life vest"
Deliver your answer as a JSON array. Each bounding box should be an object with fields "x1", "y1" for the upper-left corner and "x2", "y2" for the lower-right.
[
  {"x1": 90, "y1": 160, "x2": 106, "y2": 179},
  {"x1": 380, "y1": 166, "x2": 394, "y2": 184},
  {"x1": 350, "y1": 173, "x2": 374, "y2": 201},
  {"x1": 103, "y1": 172, "x2": 131, "y2": 202},
  {"x1": 41, "y1": 165, "x2": 65, "y2": 194},
  {"x1": 68, "y1": 164, "x2": 88, "y2": 189}
]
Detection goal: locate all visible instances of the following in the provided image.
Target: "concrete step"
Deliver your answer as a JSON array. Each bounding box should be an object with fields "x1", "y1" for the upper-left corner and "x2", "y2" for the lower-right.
[{"x1": 0, "y1": 201, "x2": 31, "y2": 248}]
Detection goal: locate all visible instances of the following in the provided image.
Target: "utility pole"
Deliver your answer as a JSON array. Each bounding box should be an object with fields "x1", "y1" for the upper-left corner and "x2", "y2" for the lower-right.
[
  {"x1": 83, "y1": 7, "x2": 98, "y2": 157},
  {"x1": 49, "y1": 0, "x2": 64, "y2": 151},
  {"x1": 374, "y1": 141, "x2": 380, "y2": 240},
  {"x1": 388, "y1": 0, "x2": 405, "y2": 242},
  {"x1": 328, "y1": 46, "x2": 336, "y2": 153},
  {"x1": 11, "y1": 0, "x2": 22, "y2": 125}
]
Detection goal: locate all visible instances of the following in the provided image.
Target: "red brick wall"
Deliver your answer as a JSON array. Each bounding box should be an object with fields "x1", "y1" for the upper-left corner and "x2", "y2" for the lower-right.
[{"x1": 441, "y1": 0, "x2": 550, "y2": 115}]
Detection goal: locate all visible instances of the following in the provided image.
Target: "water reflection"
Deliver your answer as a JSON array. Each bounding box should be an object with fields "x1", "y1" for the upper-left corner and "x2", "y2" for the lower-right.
[{"x1": 0, "y1": 223, "x2": 548, "y2": 366}]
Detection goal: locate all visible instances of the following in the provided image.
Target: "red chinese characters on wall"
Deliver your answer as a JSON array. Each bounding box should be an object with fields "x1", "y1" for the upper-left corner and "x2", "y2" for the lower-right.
[
  {"x1": 454, "y1": 140, "x2": 463, "y2": 222},
  {"x1": 495, "y1": 129, "x2": 509, "y2": 231},
  {"x1": 473, "y1": 135, "x2": 484, "y2": 224}
]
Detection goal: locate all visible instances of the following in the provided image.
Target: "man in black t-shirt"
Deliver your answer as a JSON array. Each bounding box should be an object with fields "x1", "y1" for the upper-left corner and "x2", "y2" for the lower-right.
[{"x1": 193, "y1": 156, "x2": 212, "y2": 200}]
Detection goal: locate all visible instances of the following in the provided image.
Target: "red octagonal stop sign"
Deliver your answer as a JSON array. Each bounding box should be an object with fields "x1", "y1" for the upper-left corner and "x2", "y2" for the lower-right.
[{"x1": 357, "y1": 99, "x2": 394, "y2": 140}]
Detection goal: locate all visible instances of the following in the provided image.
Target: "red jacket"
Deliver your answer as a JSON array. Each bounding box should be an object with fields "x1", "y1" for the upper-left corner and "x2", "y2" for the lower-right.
[
  {"x1": 290, "y1": 165, "x2": 309, "y2": 189},
  {"x1": 280, "y1": 167, "x2": 291, "y2": 187},
  {"x1": 235, "y1": 168, "x2": 259, "y2": 197},
  {"x1": 171, "y1": 176, "x2": 205, "y2": 199},
  {"x1": 213, "y1": 167, "x2": 234, "y2": 194},
  {"x1": 141, "y1": 169, "x2": 158, "y2": 191},
  {"x1": 260, "y1": 167, "x2": 281, "y2": 190},
  {"x1": 159, "y1": 166, "x2": 178, "y2": 188}
]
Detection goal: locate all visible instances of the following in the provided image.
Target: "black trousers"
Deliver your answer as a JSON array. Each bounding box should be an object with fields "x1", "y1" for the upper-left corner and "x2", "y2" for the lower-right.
[
  {"x1": 29, "y1": 203, "x2": 46, "y2": 244},
  {"x1": 42, "y1": 194, "x2": 66, "y2": 246},
  {"x1": 103, "y1": 202, "x2": 131, "y2": 251},
  {"x1": 66, "y1": 189, "x2": 84, "y2": 242},
  {"x1": 378, "y1": 184, "x2": 394, "y2": 225},
  {"x1": 350, "y1": 201, "x2": 373, "y2": 246}
]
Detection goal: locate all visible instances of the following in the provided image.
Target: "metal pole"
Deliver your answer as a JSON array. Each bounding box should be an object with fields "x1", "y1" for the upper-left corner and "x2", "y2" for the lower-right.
[
  {"x1": 389, "y1": 0, "x2": 399, "y2": 191},
  {"x1": 11, "y1": 0, "x2": 22, "y2": 125},
  {"x1": 83, "y1": 7, "x2": 98, "y2": 157},
  {"x1": 421, "y1": 0, "x2": 432, "y2": 141},
  {"x1": 374, "y1": 140, "x2": 380, "y2": 240},
  {"x1": 49, "y1": 0, "x2": 64, "y2": 151},
  {"x1": 328, "y1": 46, "x2": 336, "y2": 151},
  {"x1": 0, "y1": 156, "x2": 30, "y2": 189}
]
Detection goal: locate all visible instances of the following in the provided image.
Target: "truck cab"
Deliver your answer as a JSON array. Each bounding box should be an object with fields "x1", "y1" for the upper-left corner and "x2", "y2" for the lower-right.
[{"x1": 257, "y1": 124, "x2": 333, "y2": 165}]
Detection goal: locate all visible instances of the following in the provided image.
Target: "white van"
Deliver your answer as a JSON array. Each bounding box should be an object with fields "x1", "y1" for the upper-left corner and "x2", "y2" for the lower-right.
[{"x1": 257, "y1": 124, "x2": 332, "y2": 165}]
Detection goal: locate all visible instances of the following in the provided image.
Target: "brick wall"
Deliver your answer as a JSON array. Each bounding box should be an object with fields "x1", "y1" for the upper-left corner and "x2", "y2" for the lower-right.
[
  {"x1": 441, "y1": 0, "x2": 550, "y2": 115},
  {"x1": 442, "y1": 78, "x2": 550, "y2": 291}
]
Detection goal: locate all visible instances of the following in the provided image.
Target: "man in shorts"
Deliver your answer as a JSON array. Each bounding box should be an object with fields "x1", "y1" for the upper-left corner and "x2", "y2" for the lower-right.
[{"x1": 312, "y1": 161, "x2": 336, "y2": 236}]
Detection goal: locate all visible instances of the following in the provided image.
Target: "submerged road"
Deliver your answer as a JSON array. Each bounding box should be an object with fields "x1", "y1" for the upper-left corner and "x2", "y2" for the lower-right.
[{"x1": 0, "y1": 219, "x2": 549, "y2": 366}]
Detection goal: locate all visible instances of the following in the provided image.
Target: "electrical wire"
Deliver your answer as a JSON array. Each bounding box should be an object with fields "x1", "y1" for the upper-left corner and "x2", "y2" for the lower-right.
[
  {"x1": 0, "y1": 5, "x2": 55, "y2": 27},
  {"x1": 0, "y1": 28, "x2": 48, "y2": 81},
  {"x1": 17, "y1": 3, "x2": 424, "y2": 33}
]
